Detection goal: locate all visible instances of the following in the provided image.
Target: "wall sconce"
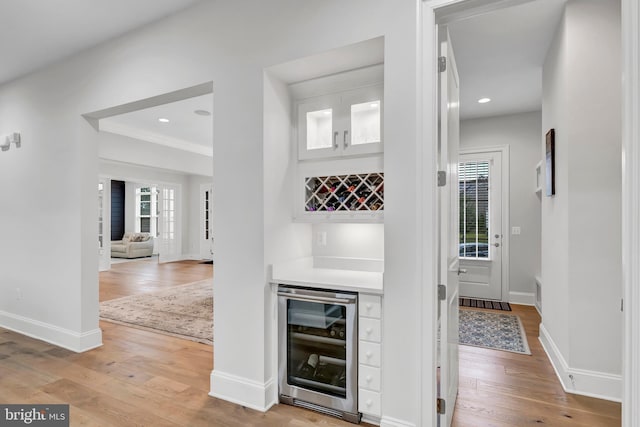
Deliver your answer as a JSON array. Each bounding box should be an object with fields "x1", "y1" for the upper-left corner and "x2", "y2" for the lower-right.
[{"x1": 1, "y1": 132, "x2": 21, "y2": 152}]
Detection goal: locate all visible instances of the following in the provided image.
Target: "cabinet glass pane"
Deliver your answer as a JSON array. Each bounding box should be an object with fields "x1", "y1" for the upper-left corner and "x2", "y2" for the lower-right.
[
  {"x1": 306, "y1": 109, "x2": 333, "y2": 150},
  {"x1": 351, "y1": 101, "x2": 380, "y2": 146}
]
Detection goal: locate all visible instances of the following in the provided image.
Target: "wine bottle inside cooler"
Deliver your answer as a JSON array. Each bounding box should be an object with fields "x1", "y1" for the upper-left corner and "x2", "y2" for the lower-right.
[{"x1": 298, "y1": 354, "x2": 319, "y2": 379}]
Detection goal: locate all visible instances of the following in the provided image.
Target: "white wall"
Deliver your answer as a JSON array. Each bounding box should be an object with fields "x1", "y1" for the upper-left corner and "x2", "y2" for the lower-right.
[
  {"x1": 541, "y1": 0, "x2": 622, "y2": 400},
  {"x1": 0, "y1": 0, "x2": 427, "y2": 422},
  {"x1": 461, "y1": 111, "x2": 542, "y2": 299},
  {"x1": 312, "y1": 223, "x2": 384, "y2": 260}
]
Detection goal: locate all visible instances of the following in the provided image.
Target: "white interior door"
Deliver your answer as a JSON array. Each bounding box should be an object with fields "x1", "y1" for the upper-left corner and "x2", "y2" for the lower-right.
[
  {"x1": 98, "y1": 179, "x2": 111, "y2": 272},
  {"x1": 458, "y1": 151, "x2": 503, "y2": 300},
  {"x1": 437, "y1": 28, "x2": 460, "y2": 427},
  {"x1": 200, "y1": 184, "x2": 213, "y2": 260},
  {"x1": 158, "y1": 184, "x2": 181, "y2": 263}
]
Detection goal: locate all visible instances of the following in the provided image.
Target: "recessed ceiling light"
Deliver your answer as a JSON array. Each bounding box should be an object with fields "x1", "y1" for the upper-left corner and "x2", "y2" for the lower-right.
[
  {"x1": 158, "y1": 118, "x2": 170, "y2": 123},
  {"x1": 478, "y1": 98, "x2": 491, "y2": 104},
  {"x1": 194, "y1": 109, "x2": 211, "y2": 116}
]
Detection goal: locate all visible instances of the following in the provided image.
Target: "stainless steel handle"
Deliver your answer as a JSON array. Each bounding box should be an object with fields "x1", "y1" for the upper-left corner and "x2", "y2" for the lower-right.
[
  {"x1": 277, "y1": 291, "x2": 356, "y2": 304},
  {"x1": 457, "y1": 268, "x2": 467, "y2": 275},
  {"x1": 333, "y1": 131, "x2": 339, "y2": 149},
  {"x1": 343, "y1": 130, "x2": 349, "y2": 148}
]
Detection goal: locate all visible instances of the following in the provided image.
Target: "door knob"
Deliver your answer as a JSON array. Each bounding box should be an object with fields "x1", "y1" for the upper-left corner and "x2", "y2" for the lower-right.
[{"x1": 494, "y1": 243, "x2": 500, "y2": 247}]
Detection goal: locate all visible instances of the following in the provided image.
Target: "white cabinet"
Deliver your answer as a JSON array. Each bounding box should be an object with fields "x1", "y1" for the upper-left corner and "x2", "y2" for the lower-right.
[
  {"x1": 298, "y1": 84, "x2": 383, "y2": 160},
  {"x1": 358, "y1": 293, "x2": 383, "y2": 418}
]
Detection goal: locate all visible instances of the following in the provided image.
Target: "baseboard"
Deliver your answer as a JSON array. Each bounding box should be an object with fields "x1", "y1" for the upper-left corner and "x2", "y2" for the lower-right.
[
  {"x1": 362, "y1": 414, "x2": 381, "y2": 426},
  {"x1": 539, "y1": 323, "x2": 622, "y2": 402},
  {"x1": 508, "y1": 291, "x2": 535, "y2": 306},
  {"x1": 182, "y1": 253, "x2": 206, "y2": 261},
  {"x1": 380, "y1": 416, "x2": 416, "y2": 427},
  {"x1": 209, "y1": 370, "x2": 277, "y2": 412},
  {"x1": 0, "y1": 310, "x2": 102, "y2": 353}
]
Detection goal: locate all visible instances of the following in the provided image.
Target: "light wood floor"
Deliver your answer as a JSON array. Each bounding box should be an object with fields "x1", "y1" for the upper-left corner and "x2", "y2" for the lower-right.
[
  {"x1": 0, "y1": 260, "x2": 621, "y2": 426},
  {"x1": 452, "y1": 305, "x2": 621, "y2": 426}
]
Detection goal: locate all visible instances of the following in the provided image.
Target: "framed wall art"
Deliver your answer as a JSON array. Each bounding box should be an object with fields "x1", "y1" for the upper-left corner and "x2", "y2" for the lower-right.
[{"x1": 545, "y1": 128, "x2": 555, "y2": 196}]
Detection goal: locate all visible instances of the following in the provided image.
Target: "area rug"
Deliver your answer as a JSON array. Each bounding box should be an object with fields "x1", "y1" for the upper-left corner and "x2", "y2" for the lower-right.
[
  {"x1": 459, "y1": 297, "x2": 511, "y2": 311},
  {"x1": 459, "y1": 309, "x2": 530, "y2": 355},
  {"x1": 100, "y1": 280, "x2": 212, "y2": 345}
]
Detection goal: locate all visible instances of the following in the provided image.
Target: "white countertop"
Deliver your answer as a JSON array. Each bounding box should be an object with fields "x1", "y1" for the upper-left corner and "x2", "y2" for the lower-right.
[{"x1": 270, "y1": 257, "x2": 383, "y2": 295}]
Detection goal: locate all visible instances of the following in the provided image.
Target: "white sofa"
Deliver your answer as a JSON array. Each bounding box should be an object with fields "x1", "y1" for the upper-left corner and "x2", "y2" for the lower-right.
[{"x1": 111, "y1": 232, "x2": 154, "y2": 258}]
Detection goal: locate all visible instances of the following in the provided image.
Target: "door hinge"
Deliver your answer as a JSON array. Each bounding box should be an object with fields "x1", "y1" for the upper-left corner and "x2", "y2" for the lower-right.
[
  {"x1": 437, "y1": 171, "x2": 447, "y2": 187},
  {"x1": 438, "y1": 284, "x2": 446, "y2": 301},
  {"x1": 438, "y1": 56, "x2": 447, "y2": 73},
  {"x1": 437, "y1": 398, "x2": 446, "y2": 414}
]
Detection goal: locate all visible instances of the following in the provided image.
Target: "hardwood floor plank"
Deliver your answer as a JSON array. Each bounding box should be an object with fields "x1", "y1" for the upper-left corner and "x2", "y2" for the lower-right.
[
  {"x1": 0, "y1": 261, "x2": 620, "y2": 426},
  {"x1": 453, "y1": 305, "x2": 621, "y2": 426}
]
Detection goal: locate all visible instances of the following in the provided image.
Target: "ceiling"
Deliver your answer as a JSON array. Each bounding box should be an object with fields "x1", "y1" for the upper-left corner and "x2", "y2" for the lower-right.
[
  {"x1": 100, "y1": 93, "x2": 213, "y2": 156},
  {"x1": 0, "y1": 0, "x2": 201, "y2": 85},
  {"x1": 0, "y1": 1, "x2": 565, "y2": 146},
  {"x1": 448, "y1": 0, "x2": 566, "y2": 120}
]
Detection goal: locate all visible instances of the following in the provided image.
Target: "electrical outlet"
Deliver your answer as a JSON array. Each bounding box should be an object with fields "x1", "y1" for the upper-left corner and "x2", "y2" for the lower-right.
[
  {"x1": 317, "y1": 231, "x2": 327, "y2": 247},
  {"x1": 512, "y1": 226, "x2": 521, "y2": 235}
]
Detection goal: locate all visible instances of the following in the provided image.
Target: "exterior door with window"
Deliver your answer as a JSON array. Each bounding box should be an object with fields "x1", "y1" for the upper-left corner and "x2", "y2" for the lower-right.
[
  {"x1": 200, "y1": 184, "x2": 213, "y2": 260},
  {"x1": 458, "y1": 151, "x2": 503, "y2": 300}
]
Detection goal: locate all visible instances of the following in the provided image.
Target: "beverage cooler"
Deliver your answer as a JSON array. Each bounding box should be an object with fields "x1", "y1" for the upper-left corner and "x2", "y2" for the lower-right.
[{"x1": 277, "y1": 285, "x2": 360, "y2": 423}]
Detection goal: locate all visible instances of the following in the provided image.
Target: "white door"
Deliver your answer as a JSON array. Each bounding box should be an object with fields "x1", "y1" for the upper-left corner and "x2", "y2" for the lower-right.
[
  {"x1": 200, "y1": 184, "x2": 214, "y2": 260},
  {"x1": 98, "y1": 179, "x2": 111, "y2": 272},
  {"x1": 437, "y1": 28, "x2": 460, "y2": 427},
  {"x1": 458, "y1": 151, "x2": 503, "y2": 300},
  {"x1": 158, "y1": 185, "x2": 181, "y2": 263}
]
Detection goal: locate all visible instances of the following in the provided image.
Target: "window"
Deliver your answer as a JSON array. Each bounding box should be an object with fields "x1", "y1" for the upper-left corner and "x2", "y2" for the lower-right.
[
  {"x1": 459, "y1": 161, "x2": 489, "y2": 259},
  {"x1": 161, "y1": 187, "x2": 176, "y2": 240},
  {"x1": 204, "y1": 189, "x2": 211, "y2": 240},
  {"x1": 136, "y1": 186, "x2": 159, "y2": 236}
]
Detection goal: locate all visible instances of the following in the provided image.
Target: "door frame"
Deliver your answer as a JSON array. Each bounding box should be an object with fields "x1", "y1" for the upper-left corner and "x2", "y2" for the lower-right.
[
  {"x1": 422, "y1": 0, "x2": 639, "y2": 425},
  {"x1": 459, "y1": 145, "x2": 510, "y2": 302}
]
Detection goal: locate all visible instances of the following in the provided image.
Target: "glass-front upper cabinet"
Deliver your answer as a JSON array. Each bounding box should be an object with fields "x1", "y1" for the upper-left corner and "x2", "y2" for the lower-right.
[{"x1": 298, "y1": 84, "x2": 383, "y2": 160}]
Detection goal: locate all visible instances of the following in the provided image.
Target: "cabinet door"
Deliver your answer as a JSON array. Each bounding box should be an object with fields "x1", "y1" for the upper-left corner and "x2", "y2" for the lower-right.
[
  {"x1": 342, "y1": 84, "x2": 383, "y2": 156},
  {"x1": 298, "y1": 95, "x2": 340, "y2": 160}
]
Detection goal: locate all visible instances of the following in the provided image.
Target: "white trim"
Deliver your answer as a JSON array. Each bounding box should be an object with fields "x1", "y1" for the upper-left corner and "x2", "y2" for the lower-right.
[
  {"x1": 420, "y1": 3, "x2": 439, "y2": 426},
  {"x1": 362, "y1": 414, "x2": 381, "y2": 426},
  {"x1": 539, "y1": 324, "x2": 622, "y2": 402},
  {"x1": 459, "y1": 145, "x2": 510, "y2": 302},
  {"x1": 380, "y1": 416, "x2": 416, "y2": 427},
  {"x1": 622, "y1": 0, "x2": 640, "y2": 425},
  {"x1": 0, "y1": 310, "x2": 102, "y2": 353},
  {"x1": 209, "y1": 370, "x2": 277, "y2": 412},
  {"x1": 508, "y1": 291, "x2": 535, "y2": 306}
]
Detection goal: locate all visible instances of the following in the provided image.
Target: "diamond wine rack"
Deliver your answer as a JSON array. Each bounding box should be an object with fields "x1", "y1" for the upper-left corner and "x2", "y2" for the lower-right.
[{"x1": 305, "y1": 173, "x2": 384, "y2": 212}]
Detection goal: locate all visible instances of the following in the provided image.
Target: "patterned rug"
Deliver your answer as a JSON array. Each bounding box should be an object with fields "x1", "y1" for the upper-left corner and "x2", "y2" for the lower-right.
[
  {"x1": 100, "y1": 280, "x2": 212, "y2": 345},
  {"x1": 459, "y1": 309, "x2": 531, "y2": 355}
]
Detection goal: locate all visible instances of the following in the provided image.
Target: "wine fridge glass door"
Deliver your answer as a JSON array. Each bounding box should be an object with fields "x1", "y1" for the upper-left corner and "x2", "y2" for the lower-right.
[{"x1": 286, "y1": 299, "x2": 348, "y2": 398}]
